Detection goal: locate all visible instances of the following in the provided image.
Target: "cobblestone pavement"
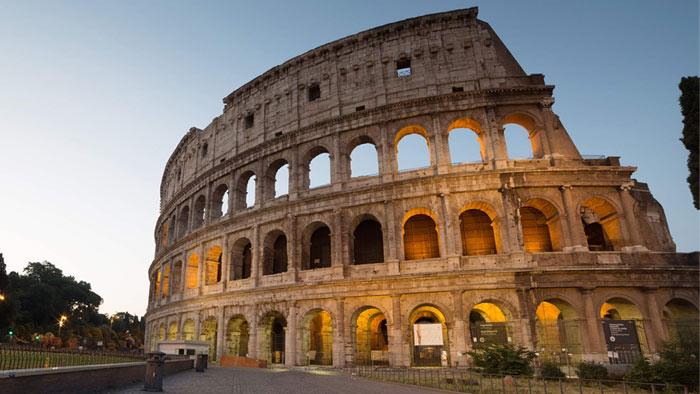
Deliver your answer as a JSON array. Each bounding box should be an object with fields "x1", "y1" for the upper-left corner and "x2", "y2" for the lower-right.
[{"x1": 113, "y1": 366, "x2": 447, "y2": 394}]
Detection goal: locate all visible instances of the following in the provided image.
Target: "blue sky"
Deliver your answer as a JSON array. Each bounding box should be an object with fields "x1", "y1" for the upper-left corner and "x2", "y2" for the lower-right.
[{"x1": 0, "y1": 1, "x2": 697, "y2": 316}]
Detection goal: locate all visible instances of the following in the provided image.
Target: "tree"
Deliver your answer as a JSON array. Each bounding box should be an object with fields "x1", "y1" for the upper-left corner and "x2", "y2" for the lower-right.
[{"x1": 679, "y1": 76, "x2": 699, "y2": 209}]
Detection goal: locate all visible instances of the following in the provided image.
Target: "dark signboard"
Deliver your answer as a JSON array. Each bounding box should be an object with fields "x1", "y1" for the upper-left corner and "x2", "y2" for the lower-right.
[
  {"x1": 471, "y1": 322, "x2": 509, "y2": 347},
  {"x1": 602, "y1": 320, "x2": 641, "y2": 352}
]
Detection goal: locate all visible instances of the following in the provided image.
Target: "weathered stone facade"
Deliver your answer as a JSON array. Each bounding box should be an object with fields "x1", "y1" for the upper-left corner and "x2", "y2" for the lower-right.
[{"x1": 145, "y1": 8, "x2": 699, "y2": 368}]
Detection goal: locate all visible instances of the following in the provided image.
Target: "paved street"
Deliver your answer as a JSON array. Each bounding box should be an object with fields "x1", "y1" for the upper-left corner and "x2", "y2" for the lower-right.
[{"x1": 113, "y1": 366, "x2": 446, "y2": 394}]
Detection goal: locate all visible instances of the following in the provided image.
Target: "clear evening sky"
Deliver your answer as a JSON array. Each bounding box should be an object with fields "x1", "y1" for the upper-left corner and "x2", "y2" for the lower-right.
[{"x1": 0, "y1": 1, "x2": 697, "y2": 316}]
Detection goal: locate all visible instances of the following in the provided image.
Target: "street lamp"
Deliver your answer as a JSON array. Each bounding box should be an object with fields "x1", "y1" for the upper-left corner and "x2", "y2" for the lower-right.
[
  {"x1": 0, "y1": 293, "x2": 5, "y2": 301},
  {"x1": 58, "y1": 315, "x2": 68, "y2": 337}
]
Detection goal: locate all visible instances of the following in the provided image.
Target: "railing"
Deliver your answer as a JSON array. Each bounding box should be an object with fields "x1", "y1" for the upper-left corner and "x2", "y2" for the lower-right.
[
  {"x1": 0, "y1": 345, "x2": 144, "y2": 371},
  {"x1": 349, "y1": 366, "x2": 689, "y2": 394}
]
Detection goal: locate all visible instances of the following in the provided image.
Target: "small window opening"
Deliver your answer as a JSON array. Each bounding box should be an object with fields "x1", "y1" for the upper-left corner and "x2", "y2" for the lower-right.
[
  {"x1": 308, "y1": 84, "x2": 321, "y2": 101},
  {"x1": 201, "y1": 143, "x2": 208, "y2": 157},
  {"x1": 396, "y1": 58, "x2": 411, "y2": 77},
  {"x1": 355, "y1": 105, "x2": 365, "y2": 112},
  {"x1": 245, "y1": 113, "x2": 254, "y2": 129},
  {"x1": 275, "y1": 131, "x2": 283, "y2": 138},
  {"x1": 452, "y1": 86, "x2": 464, "y2": 93}
]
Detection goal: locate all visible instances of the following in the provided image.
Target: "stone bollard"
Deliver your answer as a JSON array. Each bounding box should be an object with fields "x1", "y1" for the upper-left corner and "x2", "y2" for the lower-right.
[{"x1": 144, "y1": 352, "x2": 166, "y2": 392}]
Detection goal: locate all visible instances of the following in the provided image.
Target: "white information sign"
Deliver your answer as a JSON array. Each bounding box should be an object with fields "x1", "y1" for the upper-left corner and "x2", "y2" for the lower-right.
[{"x1": 413, "y1": 323, "x2": 443, "y2": 346}]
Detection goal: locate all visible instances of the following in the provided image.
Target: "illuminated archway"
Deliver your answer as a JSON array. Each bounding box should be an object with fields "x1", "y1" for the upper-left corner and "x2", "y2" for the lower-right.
[
  {"x1": 167, "y1": 321, "x2": 178, "y2": 341},
  {"x1": 226, "y1": 315, "x2": 250, "y2": 357},
  {"x1": 409, "y1": 304, "x2": 449, "y2": 366},
  {"x1": 185, "y1": 253, "x2": 199, "y2": 289},
  {"x1": 353, "y1": 306, "x2": 388, "y2": 365},
  {"x1": 520, "y1": 199, "x2": 563, "y2": 252},
  {"x1": 534, "y1": 300, "x2": 582, "y2": 365},
  {"x1": 403, "y1": 210, "x2": 440, "y2": 260},
  {"x1": 600, "y1": 297, "x2": 648, "y2": 362},
  {"x1": 261, "y1": 311, "x2": 286, "y2": 364},
  {"x1": 469, "y1": 302, "x2": 512, "y2": 348},
  {"x1": 460, "y1": 209, "x2": 497, "y2": 255},
  {"x1": 200, "y1": 317, "x2": 218, "y2": 361},
  {"x1": 204, "y1": 246, "x2": 222, "y2": 285},
  {"x1": 182, "y1": 319, "x2": 195, "y2": 341},
  {"x1": 301, "y1": 309, "x2": 333, "y2": 365}
]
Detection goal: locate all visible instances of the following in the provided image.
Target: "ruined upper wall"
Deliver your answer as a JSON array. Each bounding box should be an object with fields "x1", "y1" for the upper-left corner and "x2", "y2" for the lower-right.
[{"x1": 159, "y1": 7, "x2": 550, "y2": 206}]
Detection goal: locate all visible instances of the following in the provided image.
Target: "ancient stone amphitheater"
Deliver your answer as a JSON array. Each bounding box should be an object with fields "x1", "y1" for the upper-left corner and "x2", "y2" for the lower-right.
[{"x1": 145, "y1": 7, "x2": 699, "y2": 368}]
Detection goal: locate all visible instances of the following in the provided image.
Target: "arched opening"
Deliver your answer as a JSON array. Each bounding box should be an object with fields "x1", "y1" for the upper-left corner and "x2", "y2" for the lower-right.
[
  {"x1": 177, "y1": 206, "x2": 189, "y2": 237},
  {"x1": 309, "y1": 151, "x2": 331, "y2": 188},
  {"x1": 534, "y1": 300, "x2": 582, "y2": 366},
  {"x1": 266, "y1": 160, "x2": 290, "y2": 199},
  {"x1": 204, "y1": 246, "x2": 222, "y2": 285},
  {"x1": 185, "y1": 253, "x2": 199, "y2": 289},
  {"x1": 350, "y1": 142, "x2": 379, "y2": 177},
  {"x1": 263, "y1": 231, "x2": 287, "y2": 275},
  {"x1": 469, "y1": 302, "x2": 512, "y2": 348},
  {"x1": 161, "y1": 264, "x2": 170, "y2": 298},
  {"x1": 460, "y1": 209, "x2": 496, "y2": 255},
  {"x1": 352, "y1": 218, "x2": 384, "y2": 264},
  {"x1": 235, "y1": 171, "x2": 256, "y2": 210},
  {"x1": 396, "y1": 131, "x2": 430, "y2": 172},
  {"x1": 153, "y1": 269, "x2": 161, "y2": 299},
  {"x1": 200, "y1": 317, "x2": 218, "y2": 361},
  {"x1": 520, "y1": 199, "x2": 563, "y2": 252},
  {"x1": 409, "y1": 305, "x2": 449, "y2": 366},
  {"x1": 261, "y1": 311, "x2": 286, "y2": 364},
  {"x1": 211, "y1": 184, "x2": 229, "y2": 219},
  {"x1": 663, "y1": 299, "x2": 699, "y2": 343},
  {"x1": 158, "y1": 323, "x2": 166, "y2": 341},
  {"x1": 182, "y1": 319, "x2": 195, "y2": 341},
  {"x1": 226, "y1": 315, "x2": 250, "y2": 357},
  {"x1": 580, "y1": 197, "x2": 623, "y2": 251},
  {"x1": 230, "y1": 238, "x2": 252, "y2": 280},
  {"x1": 193, "y1": 195, "x2": 206, "y2": 229},
  {"x1": 600, "y1": 298, "x2": 648, "y2": 363},
  {"x1": 172, "y1": 261, "x2": 182, "y2": 293},
  {"x1": 167, "y1": 321, "x2": 178, "y2": 341},
  {"x1": 353, "y1": 306, "x2": 388, "y2": 365},
  {"x1": 502, "y1": 113, "x2": 541, "y2": 159},
  {"x1": 403, "y1": 213, "x2": 440, "y2": 260},
  {"x1": 447, "y1": 119, "x2": 484, "y2": 163},
  {"x1": 302, "y1": 310, "x2": 333, "y2": 365},
  {"x1": 304, "y1": 224, "x2": 331, "y2": 270},
  {"x1": 504, "y1": 124, "x2": 533, "y2": 159}
]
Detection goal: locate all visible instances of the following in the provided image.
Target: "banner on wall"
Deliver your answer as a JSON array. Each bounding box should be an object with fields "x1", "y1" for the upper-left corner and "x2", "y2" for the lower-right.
[{"x1": 413, "y1": 323, "x2": 443, "y2": 346}]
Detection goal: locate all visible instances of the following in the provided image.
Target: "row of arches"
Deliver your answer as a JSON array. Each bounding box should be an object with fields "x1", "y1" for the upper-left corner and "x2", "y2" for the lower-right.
[
  {"x1": 152, "y1": 297, "x2": 698, "y2": 366},
  {"x1": 152, "y1": 195, "x2": 628, "y2": 298},
  {"x1": 159, "y1": 112, "x2": 558, "y2": 250}
]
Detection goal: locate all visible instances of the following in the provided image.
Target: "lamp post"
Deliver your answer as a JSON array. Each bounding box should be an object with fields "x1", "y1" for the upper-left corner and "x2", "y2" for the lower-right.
[
  {"x1": 0, "y1": 293, "x2": 5, "y2": 301},
  {"x1": 58, "y1": 315, "x2": 68, "y2": 337}
]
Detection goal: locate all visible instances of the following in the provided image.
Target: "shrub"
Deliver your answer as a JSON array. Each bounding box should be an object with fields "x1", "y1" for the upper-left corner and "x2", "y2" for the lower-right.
[
  {"x1": 575, "y1": 361, "x2": 608, "y2": 380},
  {"x1": 625, "y1": 337, "x2": 699, "y2": 391},
  {"x1": 539, "y1": 361, "x2": 565, "y2": 379},
  {"x1": 467, "y1": 343, "x2": 536, "y2": 376}
]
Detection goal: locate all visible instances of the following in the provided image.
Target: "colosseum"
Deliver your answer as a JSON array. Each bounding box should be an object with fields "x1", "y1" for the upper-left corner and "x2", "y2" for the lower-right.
[{"x1": 145, "y1": 7, "x2": 699, "y2": 369}]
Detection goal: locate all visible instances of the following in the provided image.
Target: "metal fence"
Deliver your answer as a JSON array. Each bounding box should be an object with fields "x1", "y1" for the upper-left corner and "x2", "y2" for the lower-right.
[
  {"x1": 0, "y1": 344, "x2": 144, "y2": 370},
  {"x1": 350, "y1": 366, "x2": 689, "y2": 394}
]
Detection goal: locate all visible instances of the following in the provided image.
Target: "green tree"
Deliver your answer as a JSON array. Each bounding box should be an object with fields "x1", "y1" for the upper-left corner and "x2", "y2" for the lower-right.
[{"x1": 679, "y1": 76, "x2": 699, "y2": 209}]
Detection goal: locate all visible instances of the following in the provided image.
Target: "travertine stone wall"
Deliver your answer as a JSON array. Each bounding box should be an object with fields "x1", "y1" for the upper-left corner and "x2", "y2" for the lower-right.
[{"x1": 145, "y1": 7, "x2": 698, "y2": 368}]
